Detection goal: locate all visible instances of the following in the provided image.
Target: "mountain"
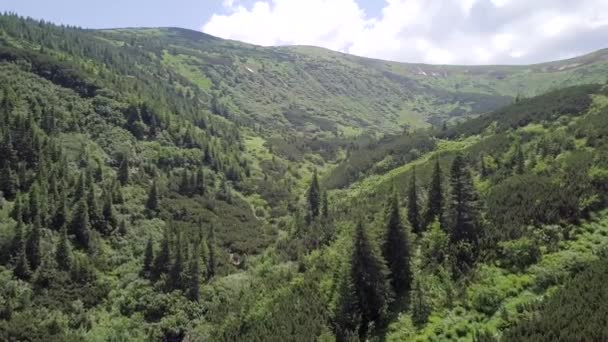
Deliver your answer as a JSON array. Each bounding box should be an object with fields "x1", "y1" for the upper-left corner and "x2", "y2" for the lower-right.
[{"x1": 1, "y1": 13, "x2": 608, "y2": 342}]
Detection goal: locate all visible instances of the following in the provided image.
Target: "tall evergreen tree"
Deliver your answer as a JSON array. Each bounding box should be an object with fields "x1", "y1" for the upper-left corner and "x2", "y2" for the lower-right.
[
  {"x1": 333, "y1": 270, "x2": 360, "y2": 342},
  {"x1": 142, "y1": 237, "x2": 154, "y2": 278},
  {"x1": 152, "y1": 226, "x2": 171, "y2": 280},
  {"x1": 207, "y1": 226, "x2": 216, "y2": 280},
  {"x1": 117, "y1": 153, "x2": 129, "y2": 185},
  {"x1": 118, "y1": 219, "x2": 127, "y2": 236},
  {"x1": 101, "y1": 190, "x2": 116, "y2": 233},
  {"x1": 382, "y1": 194, "x2": 412, "y2": 297},
  {"x1": 187, "y1": 244, "x2": 201, "y2": 301},
  {"x1": 13, "y1": 231, "x2": 31, "y2": 280},
  {"x1": 28, "y1": 184, "x2": 41, "y2": 224},
  {"x1": 55, "y1": 225, "x2": 72, "y2": 271},
  {"x1": 407, "y1": 167, "x2": 421, "y2": 234},
  {"x1": 306, "y1": 169, "x2": 321, "y2": 223},
  {"x1": 425, "y1": 158, "x2": 444, "y2": 228},
  {"x1": 448, "y1": 155, "x2": 481, "y2": 273},
  {"x1": 145, "y1": 179, "x2": 159, "y2": 216},
  {"x1": 52, "y1": 191, "x2": 68, "y2": 231},
  {"x1": 0, "y1": 162, "x2": 18, "y2": 200},
  {"x1": 350, "y1": 222, "x2": 390, "y2": 339},
  {"x1": 26, "y1": 214, "x2": 42, "y2": 270},
  {"x1": 411, "y1": 278, "x2": 431, "y2": 327},
  {"x1": 87, "y1": 187, "x2": 103, "y2": 233},
  {"x1": 70, "y1": 198, "x2": 91, "y2": 249},
  {"x1": 322, "y1": 191, "x2": 329, "y2": 219},
  {"x1": 73, "y1": 172, "x2": 86, "y2": 204},
  {"x1": 170, "y1": 234, "x2": 184, "y2": 290}
]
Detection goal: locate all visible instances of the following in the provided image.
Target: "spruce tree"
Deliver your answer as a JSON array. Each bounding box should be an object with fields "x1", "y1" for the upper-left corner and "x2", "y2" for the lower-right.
[
  {"x1": 306, "y1": 169, "x2": 321, "y2": 223},
  {"x1": 145, "y1": 179, "x2": 159, "y2": 216},
  {"x1": 333, "y1": 270, "x2": 360, "y2": 341},
  {"x1": 0, "y1": 162, "x2": 18, "y2": 200},
  {"x1": 411, "y1": 278, "x2": 431, "y2": 327},
  {"x1": 448, "y1": 155, "x2": 481, "y2": 273},
  {"x1": 73, "y1": 172, "x2": 86, "y2": 204},
  {"x1": 26, "y1": 214, "x2": 42, "y2": 270},
  {"x1": 142, "y1": 237, "x2": 154, "y2": 278},
  {"x1": 10, "y1": 192, "x2": 24, "y2": 224},
  {"x1": 407, "y1": 167, "x2": 421, "y2": 234},
  {"x1": 322, "y1": 191, "x2": 329, "y2": 219},
  {"x1": 14, "y1": 233, "x2": 31, "y2": 280},
  {"x1": 170, "y1": 234, "x2": 184, "y2": 290},
  {"x1": 118, "y1": 219, "x2": 127, "y2": 236},
  {"x1": 52, "y1": 191, "x2": 68, "y2": 231},
  {"x1": 56, "y1": 225, "x2": 72, "y2": 271},
  {"x1": 207, "y1": 226, "x2": 216, "y2": 280},
  {"x1": 425, "y1": 158, "x2": 444, "y2": 228},
  {"x1": 117, "y1": 153, "x2": 129, "y2": 185},
  {"x1": 152, "y1": 226, "x2": 171, "y2": 280},
  {"x1": 28, "y1": 184, "x2": 41, "y2": 224},
  {"x1": 350, "y1": 222, "x2": 390, "y2": 339},
  {"x1": 87, "y1": 187, "x2": 102, "y2": 233},
  {"x1": 101, "y1": 190, "x2": 116, "y2": 233},
  {"x1": 71, "y1": 198, "x2": 91, "y2": 249},
  {"x1": 195, "y1": 168, "x2": 206, "y2": 195},
  {"x1": 187, "y1": 244, "x2": 201, "y2": 301},
  {"x1": 382, "y1": 194, "x2": 412, "y2": 297}
]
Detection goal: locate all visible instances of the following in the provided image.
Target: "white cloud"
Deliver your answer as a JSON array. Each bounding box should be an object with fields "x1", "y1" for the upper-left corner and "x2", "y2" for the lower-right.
[{"x1": 202, "y1": 0, "x2": 608, "y2": 65}]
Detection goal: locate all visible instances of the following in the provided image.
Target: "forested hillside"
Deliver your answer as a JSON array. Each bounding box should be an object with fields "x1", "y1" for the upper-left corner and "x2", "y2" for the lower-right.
[{"x1": 1, "y1": 13, "x2": 608, "y2": 341}]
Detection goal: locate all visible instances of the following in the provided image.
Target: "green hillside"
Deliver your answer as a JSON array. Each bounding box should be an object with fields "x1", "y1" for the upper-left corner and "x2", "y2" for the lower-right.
[{"x1": 1, "y1": 13, "x2": 608, "y2": 342}]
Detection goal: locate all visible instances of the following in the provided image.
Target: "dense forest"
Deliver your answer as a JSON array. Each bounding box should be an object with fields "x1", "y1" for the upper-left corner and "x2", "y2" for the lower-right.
[{"x1": 1, "y1": 13, "x2": 608, "y2": 341}]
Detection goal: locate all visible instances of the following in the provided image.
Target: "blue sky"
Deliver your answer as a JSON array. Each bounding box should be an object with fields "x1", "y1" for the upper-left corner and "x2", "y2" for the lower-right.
[
  {"x1": 3, "y1": 0, "x2": 382, "y2": 29},
  {"x1": 4, "y1": 0, "x2": 608, "y2": 65}
]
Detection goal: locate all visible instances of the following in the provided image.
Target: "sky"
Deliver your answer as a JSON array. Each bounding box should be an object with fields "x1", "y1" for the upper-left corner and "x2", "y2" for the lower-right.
[{"x1": 4, "y1": 0, "x2": 608, "y2": 65}]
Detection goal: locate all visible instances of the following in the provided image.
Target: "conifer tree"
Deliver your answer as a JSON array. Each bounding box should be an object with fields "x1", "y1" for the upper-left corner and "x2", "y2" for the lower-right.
[
  {"x1": 350, "y1": 222, "x2": 390, "y2": 339},
  {"x1": 26, "y1": 214, "x2": 42, "y2": 270},
  {"x1": 28, "y1": 184, "x2": 41, "y2": 224},
  {"x1": 195, "y1": 168, "x2": 205, "y2": 195},
  {"x1": 187, "y1": 244, "x2": 201, "y2": 301},
  {"x1": 322, "y1": 191, "x2": 329, "y2": 219},
  {"x1": 382, "y1": 194, "x2": 412, "y2": 297},
  {"x1": 14, "y1": 232, "x2": 31, "y2": 280},
  {"x1": 117, "y1": 153, "x2": 129, "y2": 185},
  {"x1": 407, "y1": 167, "x2": 421, "y2": 234},
  {"x1": 207, "y1": 226, "x2": 216, "y2": 280},
  {"x1": 73, "y1": 172, "x2": 86, "y2": 204},
  {"x1": 87, "y1": 186, "x2": 102, "y2": 233},
  {"x1": 306, "y1": 169, "x2": 321, "y2": 223},
  {"x1": 101, "y1": 190, "x2": 116, "y2": 233},
  {"x1": 52, "y1": 191, "x2": 68, "y2": 231},
  {"x1": 111, "y1": 178, "x2": 124, "y2": 204},
  {"x1": 448, "y1": 155, "x2": 481, "y2": 273},
  {"x1": 170, "y1": 234, "x2": 184, "y2": 290},
  {"x1": 333, "y1": 270, "x2": 360, "y2": 341},
  {"x1": 411, "y1": 278, "x2": 431, "y2": 327},
  {"x1": 146, "y1": 179, "x2": 159, "y2": 216},
  {"x1": 425, "y1": 158, "x2": 444, "y2": 228},
  {"x1": 152, "y1": 226, "x2": 171, "y2": 280},
  {"x1": 71, "y1": 198, "x2": 91, "y2": 249},
  {"x1": 0, "y1": 162, "x2": 18, "y2": 200},
  {"x1": 141, "y1": 237, "x2": 154, "y2": 279},
  {"x1": 56, "y1": 225, "x2": 72, "y2": 271},
  {"x1": 118, "y1": 219, "x2": 127, "y2": 236}
]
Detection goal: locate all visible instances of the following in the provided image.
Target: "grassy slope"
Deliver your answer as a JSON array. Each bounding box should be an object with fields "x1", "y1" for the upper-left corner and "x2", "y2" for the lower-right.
[{"x1": 98, "y1": 28, "x2": 608, "y2": 137}]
